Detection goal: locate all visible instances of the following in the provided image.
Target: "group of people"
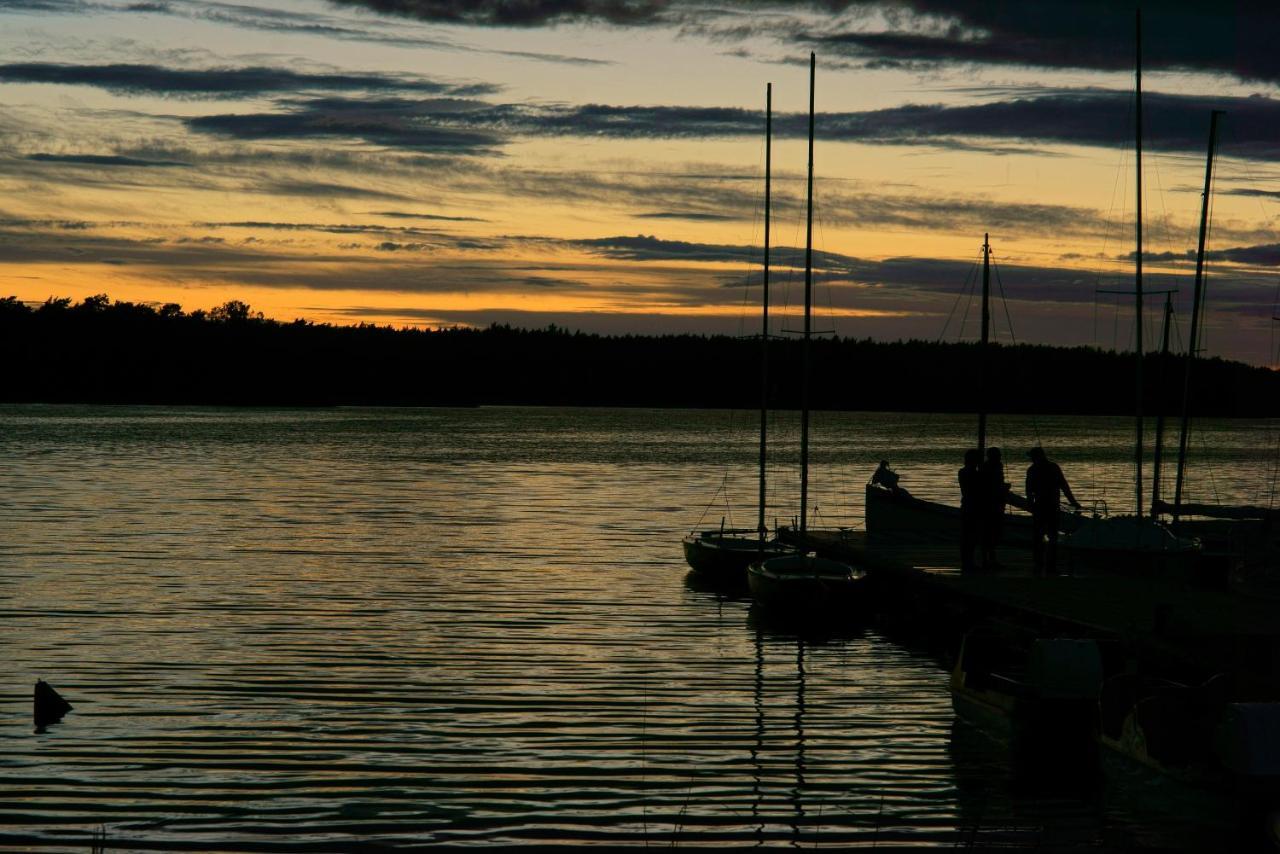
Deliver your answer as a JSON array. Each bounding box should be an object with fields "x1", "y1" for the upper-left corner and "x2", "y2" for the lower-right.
[
  {"x1": 959, "y1": 446, "x2": 1081, "y2": 575},
  {"x1": 874, "y1": 448, "x2": 1081, "y2": 576},
  {"x1": 958, "y1": 447, "x2": 1008, "y2": 571}
]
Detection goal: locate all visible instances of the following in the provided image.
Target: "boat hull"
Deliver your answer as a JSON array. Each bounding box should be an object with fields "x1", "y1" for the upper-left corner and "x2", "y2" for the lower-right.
[
  {"x1": 1061, "y1": 516, "x2": 1202, "y2": 581},
  {"x1": 746, "y1": 554, "x2": 864, "y2": 614},
  {"x1": 865, "y1": 484, "x2": 1083, "y2": 548},
  {"x1": 682, "y1": 534, "x2": 793, "y2": 583}
]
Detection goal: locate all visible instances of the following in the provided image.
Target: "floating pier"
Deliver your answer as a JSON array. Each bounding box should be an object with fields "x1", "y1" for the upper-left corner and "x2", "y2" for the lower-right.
[{"x1": 784, "y1": 529, "x2": 1280, "y2": 695}]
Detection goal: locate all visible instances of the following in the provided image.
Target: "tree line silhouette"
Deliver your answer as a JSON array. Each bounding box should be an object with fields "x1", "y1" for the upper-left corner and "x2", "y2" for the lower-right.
[{"x1": 2, "y1": 294, "x2": 1277, "y2": 414}]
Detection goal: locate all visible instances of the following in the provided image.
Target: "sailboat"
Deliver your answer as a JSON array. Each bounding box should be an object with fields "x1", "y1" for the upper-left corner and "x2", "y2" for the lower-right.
[
  {"x1": 1060, "y1": 9, "x2": 1200, "y2": 577},
  {"x1": 682, "y1": 82, "x2": 795, "y2": 582},
  {"x1": 748, "y1": 54, "x2": 863, "y2": 611},
  {"x1": 864, "y1": 234, "x2": 1086, "y2": 550},
  {"x1": 1149, "y1": 111, "x2": 1280, "y2": 558}
]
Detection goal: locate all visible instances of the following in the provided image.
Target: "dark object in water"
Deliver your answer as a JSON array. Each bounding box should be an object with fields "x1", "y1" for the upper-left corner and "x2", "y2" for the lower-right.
[{"x1": 34, "y1": 679, "x2": 73, "y2": 728}]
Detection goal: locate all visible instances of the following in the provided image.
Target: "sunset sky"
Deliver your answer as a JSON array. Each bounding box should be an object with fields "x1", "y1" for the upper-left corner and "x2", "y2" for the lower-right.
[{"x1": 2, "y1": 0, "x2": 1278, "y2": 363}]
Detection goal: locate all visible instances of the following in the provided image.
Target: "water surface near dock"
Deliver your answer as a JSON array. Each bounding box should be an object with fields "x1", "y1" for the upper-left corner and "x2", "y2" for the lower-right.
[{"x1": 2, "y1": 405, "x2": 1272, "y2": 850}]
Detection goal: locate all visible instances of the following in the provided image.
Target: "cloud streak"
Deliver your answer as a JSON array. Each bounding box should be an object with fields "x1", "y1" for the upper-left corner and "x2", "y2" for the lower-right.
[
  {"x1": 26, "y1": 152, "x2": 191, "y2": 167},
  {"x1": 0, "y1": 62, "x2": 495, "y2": 98},
  {"x1": 176, "y1": 88, "x2": 1280, "y2": 161}
]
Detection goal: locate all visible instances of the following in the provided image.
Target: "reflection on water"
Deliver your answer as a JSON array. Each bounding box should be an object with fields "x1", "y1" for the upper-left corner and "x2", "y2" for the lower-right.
[{"x1": 1, "y1": 405, "x2": 1271, "y2": 850}]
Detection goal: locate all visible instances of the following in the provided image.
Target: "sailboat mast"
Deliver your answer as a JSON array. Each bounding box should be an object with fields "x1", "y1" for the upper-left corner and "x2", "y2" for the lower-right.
[
  {"x1": 1134, "y1": 7, "x2": 1145, "y2": 519},
  {"x1": 758, "y1": 83, "x2": 772, "y2": 540},
  {"x1": 1172, "y1": 109, "x2": 1223, "y2": 521},
  {"x1": 1151, "y1": 291, "x2": 1174, "y2": 512},
  {"x1": 799, "y1": 52, "x2": 815, "y2": 535},
  {"x1": 977, "y1": 233, "x2": 991, "y2": 453}
]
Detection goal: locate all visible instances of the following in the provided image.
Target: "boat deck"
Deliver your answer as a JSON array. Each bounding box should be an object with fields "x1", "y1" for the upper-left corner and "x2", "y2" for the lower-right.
[{"x1": 786, "y1": 529, "x2": 1280, "y2": 693}]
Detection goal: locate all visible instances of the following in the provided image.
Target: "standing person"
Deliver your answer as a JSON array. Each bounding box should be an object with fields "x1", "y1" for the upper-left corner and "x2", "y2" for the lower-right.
[
  {"x1": 981, "y1": 447, "x2": 1008, "y2": 569},
  {"x1": 958, "y1": 449, "x2": 983, "y2": 572},
  {"x1": 1025, "y1": 447, "x2": 1082, "y2": 576}
]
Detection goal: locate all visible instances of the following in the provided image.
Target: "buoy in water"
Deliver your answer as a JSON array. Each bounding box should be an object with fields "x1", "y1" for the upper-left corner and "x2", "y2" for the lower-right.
[{"x1": 34, "y1": 679, "x2": 73, "y2": 729}]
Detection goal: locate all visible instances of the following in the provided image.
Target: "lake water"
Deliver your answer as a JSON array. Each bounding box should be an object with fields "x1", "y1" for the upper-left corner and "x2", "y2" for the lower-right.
[{"x1": 3, "y1": 405, "x2": 1276, "y2": 851}]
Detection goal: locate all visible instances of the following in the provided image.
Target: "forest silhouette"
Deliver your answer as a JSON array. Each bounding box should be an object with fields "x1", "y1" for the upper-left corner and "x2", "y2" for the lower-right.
[{"x1": 3, "y1": 294, "x2": 1277, "y2": 414}]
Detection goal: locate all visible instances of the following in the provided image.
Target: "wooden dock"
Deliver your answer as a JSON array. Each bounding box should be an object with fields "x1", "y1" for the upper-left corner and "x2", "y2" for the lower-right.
[{"x1": 787, "y1": 529, "x2": 1280, "y2": 695}]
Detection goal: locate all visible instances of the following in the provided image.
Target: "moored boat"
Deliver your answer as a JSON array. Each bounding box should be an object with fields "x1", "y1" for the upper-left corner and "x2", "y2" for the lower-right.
[
  {"x1": 745, "y1": 54, "x2": 861, "y2": 615},
  {"x1": 950, "y1": 625, "x2": 1104, "y2": 763},
  {"x1": 683, "y1": 528, "x2": 794, "y2": 582},
  {"x1": 1060, "y1": 515, "x2": 1201, "y2": 580},
  {"x1": 747, "y1": 553, "x2": 864, "y2": 613},
  {"x1": 865, "y1": 481, "x2": 1086, "y2": 548},
  {"x1": 682, "y1": 81, "x2": 796, "y2": 583},
  {"x1": 1098, "y1": 670, "x2": 1280, "y2": 844}
]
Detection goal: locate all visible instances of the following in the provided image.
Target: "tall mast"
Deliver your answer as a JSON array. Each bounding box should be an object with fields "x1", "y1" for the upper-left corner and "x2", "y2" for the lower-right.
[
  {"x1": 758, "y1": 83, "x2": 772, "y2": 541},
  {"x1": 977, "y1": 233, "x2": 991, "y2": 453},
  {"x1": 1150, "y1": 291, "x2": 1174, "y2": 512},
  {"x1": 799, "y1": 52, "x2": 815, "y2": 534},
  {"x1": 1172, "y1": 109, "x2": 1224, "y2": 521},
  {"x1": 1133, "y1": 6, "x2": 1145, "y2": 519}
]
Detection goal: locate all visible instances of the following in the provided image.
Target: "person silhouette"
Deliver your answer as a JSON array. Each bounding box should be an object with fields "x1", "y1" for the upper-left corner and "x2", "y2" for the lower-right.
[
  {"x1": 871, "y1": 459, "x2": 901, "y2": 492},
  {"x1": 1025, "y1": 446, "x2": 1082, "y2": 576},
  {"x1": 958, "y1": 449, "x2": 983, "y2": 572},
  {"x1": 981, "y1": 447, "x2": 1008, "y2": 569}
]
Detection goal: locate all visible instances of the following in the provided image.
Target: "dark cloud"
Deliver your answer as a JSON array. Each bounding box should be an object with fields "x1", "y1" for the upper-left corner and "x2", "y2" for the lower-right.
[
  {"x1": 185, "y1": 98, "x2": 505, "y2": 153},
  {"x1": 634, "y1": 211, "x2": 737, "y2": 221},
  {"x1": 375, "y1": 240, "x2": 432, "y2": 251},
  {"x1": 572, "y1": 233, "x2": 860, "y2": 271},
  {"x1": 808, "y1": 1, "x2": 1280, "y2": 84},
  {"x1": 1125, "y1": 242, "x2": 1280, "y2": 269},
  {"x1": 1206, "y1": 243, "x2": 1280, "y2": 268},
  {"x1": 321, "y1": 1, "x2": 1280, "y2": 84},
  {"x1": 199, "y1": 220, "x2": 458, "y2": 241},
  {"x1": 26, "y1": 152, "x2": 190, "y2": 167},
  {"x1": 178, "y1": 89, "x2": 1280, "y2": 161},
  {"x1": 432, "y1": 161, "x2": 1114, "y2": 239},
  {"x1": 368, "y1": 210, "x2": 489, "y2": 222},
  {"x1": 0, "y1": 0, "x2": 92, "y2": 10},
  {"x1": 326, "y1": 0, "x2": 670, "y2": 27},
  {"x1": 1220, "y1": 188, "x2": 1280, "y2": 201},
  {"x1": 0, "y1": 62, "x2": 494, "y2": 98},
  {"x1": 818, "y1": 89, "x2": 1280, "y2": 160},
  {"x1": 258, "y1": 179, "x2": 417, "y2": 201}
]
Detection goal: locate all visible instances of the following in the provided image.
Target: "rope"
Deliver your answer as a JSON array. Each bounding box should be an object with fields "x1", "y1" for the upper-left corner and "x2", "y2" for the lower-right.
[
  {"x1": 691, "y1": 473, "x2": 733, "y2": 533},
  {"x1": 937, "y1": 258, "x2": 978, "y2": 343}
]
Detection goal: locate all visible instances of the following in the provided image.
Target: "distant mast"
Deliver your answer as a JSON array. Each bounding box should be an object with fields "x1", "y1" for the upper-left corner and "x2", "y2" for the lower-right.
[
  {"x1": 1133, "y1": 7, "x2": 1145, "y2": 519},
  {"x1": 799, "y1": 52, "x2": 815, "y2": 535},
  {"x1": 977, "y1": 233, "x2": 991, "y2": 453},
  {"x1": 1172, "y1": 110, "x2": 1224, "y2": 521},
  {"x1": 758, "y1": 83, "x2": 772, "y2": 542}
]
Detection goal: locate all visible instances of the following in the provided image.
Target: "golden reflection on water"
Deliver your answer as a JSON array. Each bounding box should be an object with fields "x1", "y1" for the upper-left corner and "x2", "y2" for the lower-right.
[{"x1": 2, "y1": 405, "x2": 1269, "y2": 850}]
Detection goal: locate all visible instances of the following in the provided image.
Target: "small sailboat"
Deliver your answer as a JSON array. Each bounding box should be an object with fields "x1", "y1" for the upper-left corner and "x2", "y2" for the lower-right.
[
  {"x1": 747, "y1": 54, "x2": 863, "y2": 611},
  {"x1": 1062, "y1": 10, "x2": 1201, "y2": 577},
  {"x1": 683, "y1": 82, "x2": 795, "y2": 582},
  {"x1": 1147, "y1": 110, "x2": 1280, "y2": 582}
]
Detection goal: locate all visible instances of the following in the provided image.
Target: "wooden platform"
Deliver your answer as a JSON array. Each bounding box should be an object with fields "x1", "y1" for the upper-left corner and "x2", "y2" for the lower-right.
[{"x1": 787, "y1": 529, "x2": 1280, "y2": 695}]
